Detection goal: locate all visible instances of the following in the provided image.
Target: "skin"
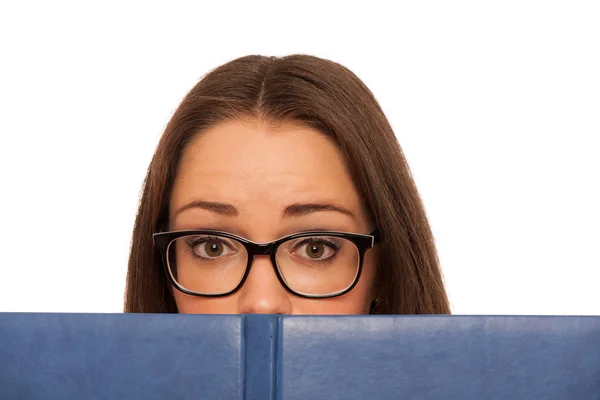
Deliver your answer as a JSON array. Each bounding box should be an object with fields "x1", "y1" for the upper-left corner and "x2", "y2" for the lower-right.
[{"x1": 168, "y1": 118, "x2": 377, "y2": 314}]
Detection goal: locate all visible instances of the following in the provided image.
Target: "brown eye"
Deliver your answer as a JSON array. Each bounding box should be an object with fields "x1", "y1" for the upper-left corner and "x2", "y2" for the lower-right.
[
  {"x1": 204, "y1": 241, "x2": 224, "y2": 257},
  {"x1": 305, "y1": 242, "x2": 325, "y2": 259},
  {"x1": 183, "y1": 235, "x2": 238, "y2": 260}
]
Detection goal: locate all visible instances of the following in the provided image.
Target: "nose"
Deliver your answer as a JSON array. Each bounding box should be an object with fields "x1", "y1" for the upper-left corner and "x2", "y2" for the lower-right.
[{"x1": 237, "y1": 255, "x2": 292, "y2": 314}]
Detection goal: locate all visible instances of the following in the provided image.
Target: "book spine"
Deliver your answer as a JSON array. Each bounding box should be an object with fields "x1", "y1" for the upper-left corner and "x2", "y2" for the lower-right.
[{"x1": 243, "y1": 315, "x2": 278, "y2": 400}]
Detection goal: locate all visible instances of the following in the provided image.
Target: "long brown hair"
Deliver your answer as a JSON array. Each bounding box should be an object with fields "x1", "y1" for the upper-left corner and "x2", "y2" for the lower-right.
[{"x1": 125, "y1": 54, "x2": 450, "y2": 314}]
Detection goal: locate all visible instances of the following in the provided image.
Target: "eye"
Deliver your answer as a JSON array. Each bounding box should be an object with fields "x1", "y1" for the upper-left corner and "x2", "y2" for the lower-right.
[
  {"x1": 292, "y1": 238, "x2": 342, "y2": 261},
  {"x1": 203, "y1": 241, "x2": 224, "y2": 257},
  {"x1": 305, "y1": 242, "x2": 327, "y2": 259},
  {"x1": 185, "y1": 236, "x2": 237, "y2": 259}
]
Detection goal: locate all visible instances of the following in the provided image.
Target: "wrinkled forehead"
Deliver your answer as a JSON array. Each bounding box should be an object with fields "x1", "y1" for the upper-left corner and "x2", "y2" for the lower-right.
[{"x1": 168, "y1": 119, "x2": 371, "y2": 236}]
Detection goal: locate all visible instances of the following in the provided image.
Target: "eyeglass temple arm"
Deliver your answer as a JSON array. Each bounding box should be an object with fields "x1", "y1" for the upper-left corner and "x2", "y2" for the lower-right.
[{"x1": 370, "y1": 228, "x2": 381, "y2": 245}]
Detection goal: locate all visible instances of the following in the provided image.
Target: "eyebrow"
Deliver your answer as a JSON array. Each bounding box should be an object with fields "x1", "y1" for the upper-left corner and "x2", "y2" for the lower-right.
[
  {"x1": 282, "y1": 202, "x2": 355, "y2": 219},
  {"x1": 175, "y1": 201, "x2": 238, "y2": 217},
  {"x1": 175, "y1": 200, "x2": 355, "y2": 219}
]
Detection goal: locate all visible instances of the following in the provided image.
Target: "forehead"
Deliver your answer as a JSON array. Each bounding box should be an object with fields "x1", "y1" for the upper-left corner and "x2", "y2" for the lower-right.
[
  {"x1": 181, "y1": 119, "x2": 344, "y2": 178},
  {"x1": 170, "y1": 119, "x2": 366, "y2": 227}
]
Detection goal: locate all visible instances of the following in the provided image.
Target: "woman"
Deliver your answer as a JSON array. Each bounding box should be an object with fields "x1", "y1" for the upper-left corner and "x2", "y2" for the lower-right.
[{"x1": 125, "y1": 54, "x2": 450, "y2": 315}]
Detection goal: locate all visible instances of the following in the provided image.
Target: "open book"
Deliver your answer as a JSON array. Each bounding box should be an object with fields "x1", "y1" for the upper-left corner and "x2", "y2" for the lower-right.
[{"x1": 1, "y1": 314, "x2": 599, "y2": 399}]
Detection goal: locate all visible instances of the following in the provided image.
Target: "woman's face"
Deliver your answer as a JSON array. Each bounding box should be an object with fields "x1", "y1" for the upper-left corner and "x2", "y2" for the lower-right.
[{"x1": 168, "y1": 118, "x2": 377, "y2": 314}]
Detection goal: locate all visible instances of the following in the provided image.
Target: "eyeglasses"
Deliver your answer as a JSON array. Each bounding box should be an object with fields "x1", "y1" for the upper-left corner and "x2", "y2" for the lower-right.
[{"x1": 153, "y1": 229, "x2": 380, "y2": 299}]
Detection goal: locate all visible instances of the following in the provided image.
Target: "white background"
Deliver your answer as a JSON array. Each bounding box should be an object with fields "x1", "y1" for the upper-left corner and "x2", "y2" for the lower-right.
[{"x1": 0, "y1": 1, "x2": 598, "y2": 315}]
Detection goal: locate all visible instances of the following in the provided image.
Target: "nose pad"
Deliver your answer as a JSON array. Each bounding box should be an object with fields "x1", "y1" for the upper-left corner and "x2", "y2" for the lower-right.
[{"x1": 237, "y1": 255, "x2": 292, "y2": 315}]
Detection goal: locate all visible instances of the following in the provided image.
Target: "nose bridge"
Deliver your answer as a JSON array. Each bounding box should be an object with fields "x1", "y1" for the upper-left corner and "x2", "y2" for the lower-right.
[
  {"x1": 237, "y1": 254, "x2": 291, "y2": 315},
  {"x1": 249, "y1": 242, "x2": 276, "y2": 256}
]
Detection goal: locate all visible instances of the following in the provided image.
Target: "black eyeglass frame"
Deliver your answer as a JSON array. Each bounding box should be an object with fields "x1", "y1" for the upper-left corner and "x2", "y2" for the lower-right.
[{"x1": 153, "y1": 229, "x2": 380, "y2": 299}]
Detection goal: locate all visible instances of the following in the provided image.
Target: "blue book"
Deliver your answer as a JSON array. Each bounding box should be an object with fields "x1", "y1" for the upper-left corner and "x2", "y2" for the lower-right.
[{"x1": 1, "y1": 313, "x2": 599, "y2": 399}]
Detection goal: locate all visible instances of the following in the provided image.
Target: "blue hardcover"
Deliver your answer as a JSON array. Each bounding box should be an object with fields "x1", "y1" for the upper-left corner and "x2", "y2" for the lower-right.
[
  {"x1": 1, "y1": 314, "x2": 599, "y2": 399},
  {"x1": 0, "y1": 313, "x2": 245, "y2": 399},
  {"x1": 278, "y1": 316, "x2": 600, "y2": 400}
]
